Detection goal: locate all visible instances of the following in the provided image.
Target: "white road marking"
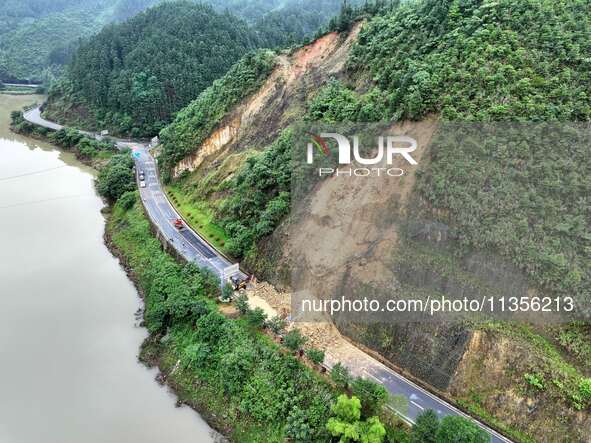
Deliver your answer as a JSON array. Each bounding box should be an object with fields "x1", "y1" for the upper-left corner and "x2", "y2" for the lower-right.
[{"x1": 411, "y1": 401, "x2": 425, "y2": 410}]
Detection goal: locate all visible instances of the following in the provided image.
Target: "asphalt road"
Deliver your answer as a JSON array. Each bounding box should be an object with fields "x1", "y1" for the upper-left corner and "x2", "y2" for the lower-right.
[
  {"x1": 23, "y1": 106, "x2": 512, "y2": 443},
  {"x1": 133, "y1": 145, "x2": 243, "y2": 279},
  {"x1": 23, "y1": 107, "x2": 244, "y2": 281}
]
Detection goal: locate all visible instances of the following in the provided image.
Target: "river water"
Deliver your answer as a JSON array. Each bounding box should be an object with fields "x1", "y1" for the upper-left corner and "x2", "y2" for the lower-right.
[{"x1": 0, "y1": 95, "x2": 213, "y2": 443}]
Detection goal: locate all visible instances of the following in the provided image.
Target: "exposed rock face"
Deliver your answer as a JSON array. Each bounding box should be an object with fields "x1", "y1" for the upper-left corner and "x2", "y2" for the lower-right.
[
  {"x1": 173, "y1": 119, "x2": 240, "y2": 177},
  {"x1": 171, "y1": 24, "x2": 363, "y2": 178},
  {"x1": 450, "y1": 330, "x2": 591, "y2": 442}
]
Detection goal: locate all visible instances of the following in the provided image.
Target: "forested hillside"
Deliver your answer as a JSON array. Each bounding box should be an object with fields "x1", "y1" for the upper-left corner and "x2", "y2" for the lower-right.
[
  {"x1": 0, "y1": 0, "x2": 360, "y2": 82},
  {"x1": 155, "y1": 0, "x2": 591, "y2": 440},
  {"x1": 47, "y1": 2, "x2": 263, "y2": 136},
  {"x1": 0, "y1": 0, "x2": 161, "y2": 82},
  {"x1": 346, "y1": 0, "x2": 591, "y2": 304},
  {"x1": 42, "y1": 0, "x2": 363, "y2": 136}
]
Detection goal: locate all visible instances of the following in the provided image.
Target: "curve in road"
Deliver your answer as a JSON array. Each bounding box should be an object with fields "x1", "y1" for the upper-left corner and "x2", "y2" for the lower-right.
[{"x1": 22, "y1": 106, "x2": 513, "y2": 443}]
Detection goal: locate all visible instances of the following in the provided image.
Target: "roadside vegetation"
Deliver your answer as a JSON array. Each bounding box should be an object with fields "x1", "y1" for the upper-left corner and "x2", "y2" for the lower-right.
[
  {"x1": 165, "y1": 184, "x2": 229, "y2": 254},
  {"x1": 96, "y1": 153, "x2": 135, "y2": 203},
  {"x1": 217, "y1": 129, "x2": 292, "y2": 258},
  {"x1": 10, "y1": 110, "x2": 117, "y2": 165},
  {"x1": 159, "y1": 49, "x2": 277, "y2": 177},
  {"x1": 107, "y1": 193, "x2": 490, "y2": 442}
]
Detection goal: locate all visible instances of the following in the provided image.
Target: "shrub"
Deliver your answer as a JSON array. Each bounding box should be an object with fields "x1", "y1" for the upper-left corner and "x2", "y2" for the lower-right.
[
  {"x1": 266, "y1": 316, "x2": 287, "y2": 335},
  {"x1": 306, "y1": 348, "x2": 325, "y2": 366},
  {"x1": 331, "y1": 362, "x2": 352, "y2": 390},
  {"x1": 351, "y1": 377, "x2": 388, "y2": 418},
  {"x1": 235, "y1": 293, "x2": 250, "y2": 315},
  {"x1": 246, "y1": 307, "x2": 268, "y2": 329},
  {"x1": 411, "y1": 410, "x2": 439, "y2": 443},
  {"x1": 219, "y1": 343, "x2": 257, "y2": 395},
  {"x1": 524, "y1": 373, "x2": 545, "y2": 390},
  {"x1": 579, "y1": 378, "x2": 591, "y2": 402},
  {"x1": 326, "y1": 395, "x2": 386, "y2": 443},
  {"x1": 285, "y1": 406, "x2": 313, "y2": 442},
  {"x1": 220, "y1": 283, "x2": 234, "y2": 302},
  {"x1": 96, "y1": 153, "x2": 135, "y2": 202},
  {"x1": 118, "y1": 191, "x2": 137, "y2": 211},
  {"x1": 284, "y1": 329, "x2": 308, "y2": 353},
  {"x1": 435, "y1": 416, "x2": 489, "y2": 443}
]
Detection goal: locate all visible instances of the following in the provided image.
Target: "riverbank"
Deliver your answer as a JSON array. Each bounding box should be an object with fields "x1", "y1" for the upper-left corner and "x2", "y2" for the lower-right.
[
  {"x1": 103, "y1": 195, "x2": 408, "y2": 442},
  {"x1": 10, "y1": 110, "x2": 116, "y2": 169},
  {"x1": 0, "y1": 94, "x2": 216, "y2": 443},
  {"x1": 103, "y1": 207, "x2": 230, "y2": 442},
  {"x1": 103, "y1": 199, "x2": 316, "y2": 441}
]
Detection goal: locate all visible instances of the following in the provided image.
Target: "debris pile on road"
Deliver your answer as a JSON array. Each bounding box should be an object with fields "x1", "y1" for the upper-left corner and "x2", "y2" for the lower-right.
[
  {"x1": 247, "y1": 281, "x2": 290, "y2": 317},
  {"x1": 246, "y1": 281, "x2": 369, "y2": 367}
]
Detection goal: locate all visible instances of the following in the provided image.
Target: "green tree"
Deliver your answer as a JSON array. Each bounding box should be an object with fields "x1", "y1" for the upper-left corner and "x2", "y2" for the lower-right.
[
  {"x1": 331, "y1": 362, "x2": 352, "y2": 389},
  {"x1": 411, "y1": 410, "x2": 439, "y2": 443},
  {"x1": 118, "y1": 190, "x2": 137, "y2": 211},
  {"x1": 96, "y1": 153, "x2": 135, "y2": 202},
  {"x1": 219, "y1": 343, "x2": 256, "y2": 395},
  {"x1": 306, "y1": 348, "x2": 325, "y2": 365},
  {"x1": 351, "y1": 377, "x2": 388, "y2": 417},
  {"x1": 284, "y1": 329, "x2": 308, "y2": 352},
  {"x1": 234, "y1": 293, "x2": 250, "y2": 315},
  {"x1": 435, "y1": 416, "x2": 489, "y2": 443},
  {"x1": 327, "y1": 395, "x2": 362, "y2": 441},
  {"x1": 220, "y1": 283, "x2": 234, "y2": 302},
  {"x1": 327, "y1": 395, "x2": 386, "y2": 443},
  {"x1": 246, "y1": 307, "x2": 268, "y2": 329}
]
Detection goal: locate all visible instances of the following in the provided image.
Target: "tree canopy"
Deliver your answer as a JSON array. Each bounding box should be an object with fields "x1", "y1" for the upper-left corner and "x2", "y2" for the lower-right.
[{"x1": 60, "y1": 1, "x2": 262, "y2": 137}]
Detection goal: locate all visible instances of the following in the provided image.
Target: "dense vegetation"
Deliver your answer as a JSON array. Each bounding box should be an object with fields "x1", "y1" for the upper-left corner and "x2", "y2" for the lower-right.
[
  {"x1": 0, "y1": 0, "x2": 161, "y2": 82},
  {"x1": 159, "y1": 49, "x2": 277, "y2": 175},
  {"x1": 349, "y1": 0, "x2": 591, "y2": 121},
  {"x1": 96, "y1": 153, "x2": 136, "y2": 202},
  {"x1": 41, "y1": 0, "x2": 361, "y2": 136},
  {"x1": 107, "y1": 191, "x2": 489, "y2": 442},
  {"x1": 340, "y1": 0, "x2": 591, "y2": 306},
  {"x1": 107, "y1": 197, "x2": 378, "y2": 442},
  {"x1": 0, "y1": 0, "x2": 356, "y2": 83},
  {"x1": 51, "y1": 1, "x2": 262, "y2": 137},
  {"x1": 217, "y1": 129, "x2": 292, "y2": 257}
]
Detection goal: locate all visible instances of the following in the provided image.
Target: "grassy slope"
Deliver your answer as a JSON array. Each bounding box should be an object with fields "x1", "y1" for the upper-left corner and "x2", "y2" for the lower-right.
[{"x1": 165, "y1": 184, "x2": 230, "y2": 254}]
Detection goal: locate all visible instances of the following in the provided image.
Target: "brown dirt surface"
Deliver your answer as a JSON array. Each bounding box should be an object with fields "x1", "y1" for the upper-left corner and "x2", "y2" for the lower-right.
[
  {"x1": 286, "y1": 117, "x2": 439, "y2": 305},
  {"x1": 173, "y1": 22, "x2": 365, "y2": 178},
  {"x1": 450, "y1": 329, "x2": 591, "y2": 442}
]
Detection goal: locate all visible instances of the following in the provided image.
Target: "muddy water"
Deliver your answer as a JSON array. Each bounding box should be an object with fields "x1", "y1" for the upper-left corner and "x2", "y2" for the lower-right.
[{"x1": 0, "y1": 95, "x2": 214, "y2": 443}]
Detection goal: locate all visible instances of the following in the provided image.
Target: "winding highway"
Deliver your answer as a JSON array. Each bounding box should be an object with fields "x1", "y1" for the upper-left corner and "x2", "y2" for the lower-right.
[
  {"x1": 23, "y1": 106, "x2": 245, "y2": 281},
  {"x1": 22, "y1": 106, "x2": 513, "y2": 443}
]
